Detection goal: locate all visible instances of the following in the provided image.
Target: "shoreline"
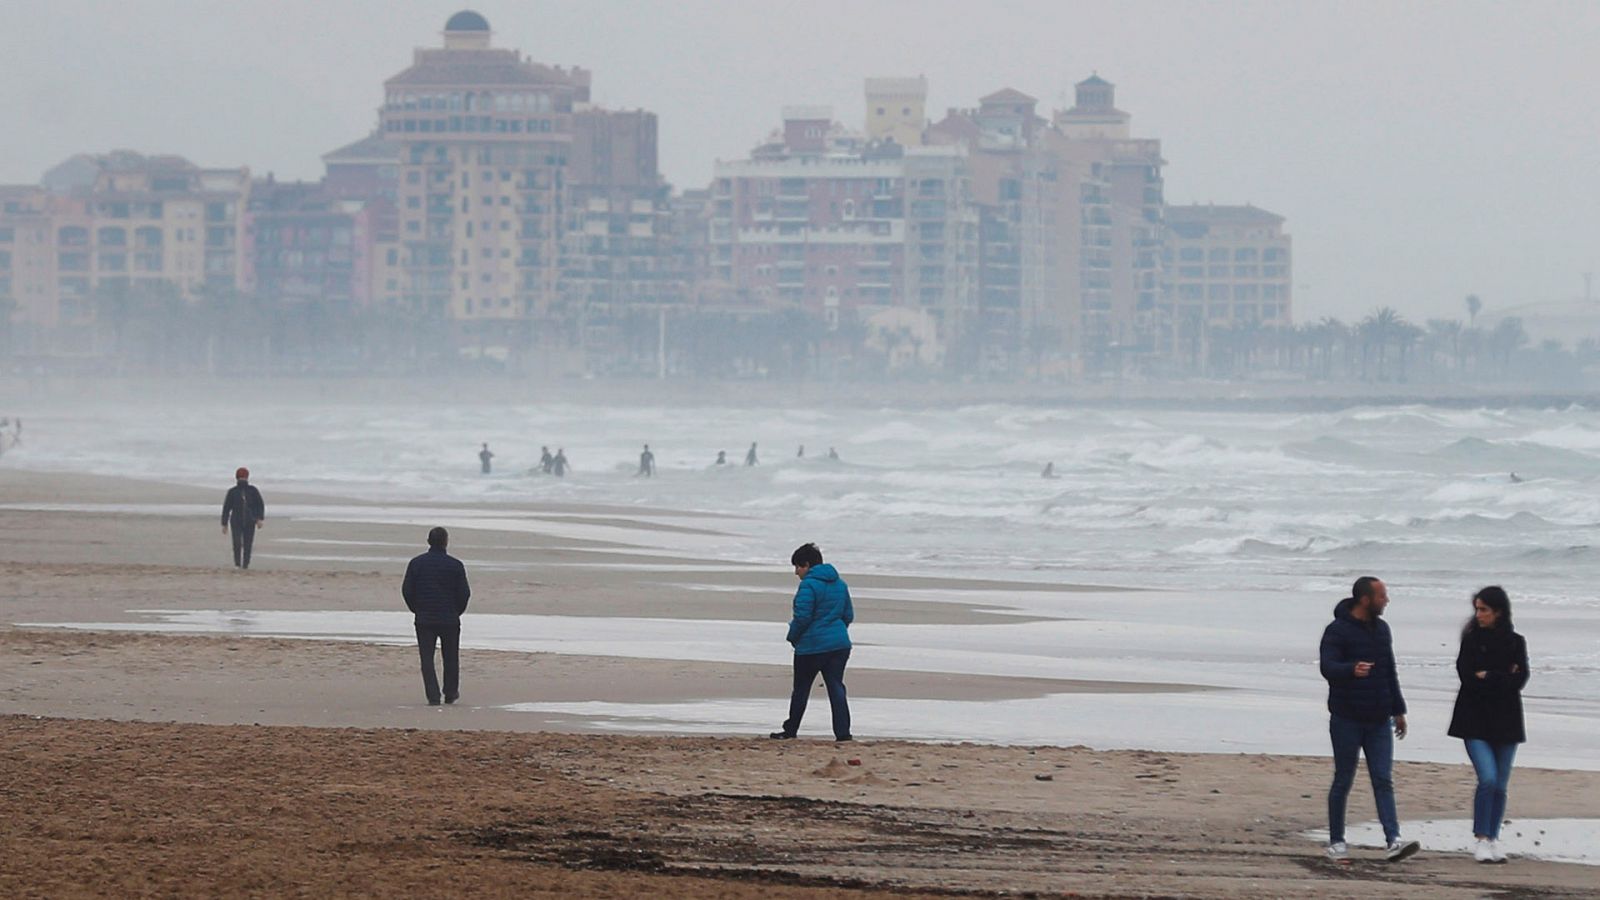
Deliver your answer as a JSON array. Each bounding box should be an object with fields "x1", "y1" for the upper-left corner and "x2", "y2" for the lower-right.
[
  {"x1": 3, "y1": 467, "x2": 1597, "y2": 767},
  {"x1": 4, "y1": 471, "x2": 1600, "y2": 894},
  {"x1": 0, "y1": 469, "x2": 1199, "y2": 722}
]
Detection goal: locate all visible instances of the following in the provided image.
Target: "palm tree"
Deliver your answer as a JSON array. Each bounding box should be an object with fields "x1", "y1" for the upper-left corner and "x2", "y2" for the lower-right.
[
  {"x1": 1357, "y1": 307, "x2": 1407, "y2": 381},
  {"x1": 1488, "y1": 317, "x2": 1528, "y2": 374},
  {"x1": 1314, "y1": 317, "x2": 1348, "y2": 379},
  {"x1": 1425, "y1": 318, "x2": 1462, "y2": 377},
  {"x1": 1465, "y1": 294, "x2": 1483, "y2": 327},
  {"x1": 1392, "y1": 321, "x2": 1424, "y2": 383},
  {"x1": 0, "y1": 295, "x2": 16, "y2": 360},
  {"x1": 1460, "y1": 326, "x2": 1486, "y2": 376}
]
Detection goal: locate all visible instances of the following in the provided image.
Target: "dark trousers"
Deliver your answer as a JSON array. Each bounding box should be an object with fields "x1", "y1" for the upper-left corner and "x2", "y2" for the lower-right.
[
  {"x1": 230, "y1": 520, "x2": 256, "y2": 568},
  {"x1": 782, "y1": 647, "x2": 851, "y2": 739},
  {"x1": 1328, "y1": 714, "x2": 1399, "y2": 844},
  {"x1": 415, "y1": 622, "x2": 461, "y2": 704}
]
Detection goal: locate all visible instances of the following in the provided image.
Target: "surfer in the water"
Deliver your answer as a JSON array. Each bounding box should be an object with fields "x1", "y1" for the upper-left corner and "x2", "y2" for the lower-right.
[{"x1": 478, "y1": 442, "x2": 494, "y2": 474}]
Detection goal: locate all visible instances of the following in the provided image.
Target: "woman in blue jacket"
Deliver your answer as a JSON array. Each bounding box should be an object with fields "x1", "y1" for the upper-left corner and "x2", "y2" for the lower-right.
[
  {"x1": 1447, "y1": 586, "x2": 1529, "y2": 864},
  {"x1": 770, "y1": 542, "x2": 854, "y2": 742}
]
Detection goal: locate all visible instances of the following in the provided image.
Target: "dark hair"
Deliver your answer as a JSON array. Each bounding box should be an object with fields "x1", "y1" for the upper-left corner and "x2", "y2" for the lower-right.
[
  {"x1": 791, "y1": 542, "x2": 823, "y2": 567},
  {"x1": 428, "y1": 526, "x2": 449, "y2": 549},
  {"x1": 1466, "y1": 585, "x2": 1513, "y2": 636},
  {"x1": 1352, "y1": 575, "x2": 1381, "y2": 603}
]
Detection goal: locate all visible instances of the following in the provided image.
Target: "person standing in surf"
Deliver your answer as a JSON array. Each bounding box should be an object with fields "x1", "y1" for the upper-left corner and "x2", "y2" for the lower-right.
[{"x1": 478, "y1": 442, "x2": 494, "y2": 474}]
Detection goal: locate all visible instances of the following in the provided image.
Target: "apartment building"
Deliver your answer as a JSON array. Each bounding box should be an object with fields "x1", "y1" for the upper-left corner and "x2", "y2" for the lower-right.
[
  {"x1": 376, "y1": 11, "x2": 677, "y2": 368},
  {"x1": 1052, "y1": 76, "x2": 1165, "y2": 365},
  {"x1": 1164, "y1": 203, "x2": 1293, "y2": 330},
  {"x1": 0, "y1": 152, "x2": 250, "y2": 357},
  {"x1": 710, "y1": 104, "x2": 975, "y2": 363}
]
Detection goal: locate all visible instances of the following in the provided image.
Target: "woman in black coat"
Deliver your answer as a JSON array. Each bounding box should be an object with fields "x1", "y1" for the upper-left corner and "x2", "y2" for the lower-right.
[{"x1": 1446, "y1": 585, "x2": 1529, "y2": 863}]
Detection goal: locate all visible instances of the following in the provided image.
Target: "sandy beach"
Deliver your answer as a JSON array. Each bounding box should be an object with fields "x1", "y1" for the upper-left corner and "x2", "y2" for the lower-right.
[{"x1": 2, "y1": 468, "x2": 1598, "y2": 897}]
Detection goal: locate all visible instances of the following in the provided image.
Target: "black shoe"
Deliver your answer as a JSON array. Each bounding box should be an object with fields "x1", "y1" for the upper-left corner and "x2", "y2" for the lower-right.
[
  {"x1": 835, "y1": 735, "x2": 853, "y2": 742},
  {"x1": 444, "y1": 694, "x2": 459, "y2": 705},
  {"x1": 768, "y1": 731, "x2": 795, "y2": 740},
  {"x1": 427, "y1": 698, "x2": 442, "y2": 706}
]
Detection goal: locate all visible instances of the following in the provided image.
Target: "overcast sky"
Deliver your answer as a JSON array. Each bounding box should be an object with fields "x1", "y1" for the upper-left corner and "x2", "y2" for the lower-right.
[{"x1": 3, "y1": 0, "x2": 1596, "y2": 322}]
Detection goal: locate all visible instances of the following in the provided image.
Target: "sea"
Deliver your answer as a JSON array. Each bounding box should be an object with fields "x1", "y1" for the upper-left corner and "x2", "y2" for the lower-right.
[{"x1": 5, "y1": 389, "x2": 1599, "y2": 772}]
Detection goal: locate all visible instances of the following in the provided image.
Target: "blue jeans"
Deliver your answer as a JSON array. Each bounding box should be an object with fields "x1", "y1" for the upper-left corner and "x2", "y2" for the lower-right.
[
  {"x1": 1328, "y1": 714, "x2": 1399, "y2": 844},
  {"x1": 782, "y1": 647, "x2": 851, "y2": 739},
  {"x1": 1464, "y1": 739, "x2": 1517, "y2": 840}
]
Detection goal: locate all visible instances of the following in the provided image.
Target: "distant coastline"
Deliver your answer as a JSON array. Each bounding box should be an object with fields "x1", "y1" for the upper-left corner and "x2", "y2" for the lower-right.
[{"x1": 3, "y1": 372, "x2": 1597, "y2": 413}]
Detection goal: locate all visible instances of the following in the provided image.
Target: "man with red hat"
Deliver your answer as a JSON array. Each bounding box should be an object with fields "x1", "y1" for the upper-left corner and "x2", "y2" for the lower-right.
[{"x1": 221, "y1": 467, "x2": 266, "y2": 569}]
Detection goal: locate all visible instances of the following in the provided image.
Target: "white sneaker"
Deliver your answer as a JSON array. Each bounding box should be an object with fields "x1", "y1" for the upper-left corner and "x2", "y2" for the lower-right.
[
  {"x1": 1489, "y1": 839, "x2": 1507, "y2": 863},
  {"x1": 1385, "y1": 839, "x2": 1421, "y2": 862},
  {"x1": 1474, "y1": 838, "x2": 1493, "y2": 863},
  {"x1": 1325, "y1": 841, "x2": 1349, "y2": 861}
]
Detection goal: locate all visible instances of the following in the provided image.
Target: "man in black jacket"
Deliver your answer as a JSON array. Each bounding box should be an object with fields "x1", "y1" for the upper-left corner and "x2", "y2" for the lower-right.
[
  {"x1": 402, "y1": 527, "x2": 471, "y2": 706},
  {"x1": 1319, "y1": 575, "x2": 1420, "y2": 863},
  {"x1": 220, "y1": 467, "x2": 266, "y2": 569}
]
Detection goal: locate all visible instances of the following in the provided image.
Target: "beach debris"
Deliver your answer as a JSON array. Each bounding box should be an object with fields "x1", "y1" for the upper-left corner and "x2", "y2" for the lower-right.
[
  {"x1": 1034, "y1": 774, "x2": 1054, "y2": 781},
  {"x1": 847, "y1": 758, "x2": 862, "y2": 766}
]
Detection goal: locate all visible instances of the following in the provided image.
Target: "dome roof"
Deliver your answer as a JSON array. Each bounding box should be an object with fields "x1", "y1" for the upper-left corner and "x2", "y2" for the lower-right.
[{"x1": 444, "y1": 10, "x2": 490, "y2": 32}]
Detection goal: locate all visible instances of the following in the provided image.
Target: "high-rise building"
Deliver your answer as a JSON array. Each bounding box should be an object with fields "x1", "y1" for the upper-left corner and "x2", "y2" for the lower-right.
[
  {"x1": 379, "y1": 10, "x2": 587, "y2": 357},
  {"x1": 377, "y1": 11, "x2": 672, "y2": 368},
  {"x1": 710, "y1": 103, "x2": 975, "y2": 368},
  {"x1": 1052, "y1": 75, "x2": 1165, "y2": 366},
  {"x1": 864, "y1": 76, "x2": 928, "y2": 147},
  {"x1": 0, "y1": 186, "x2": 56, "y2": 342},
  {"x1": 1163, "y1": 203, "x2": 1293, "y2": 368},
  {"x1": 923, "y1": 75, "x2": 1165, "y2": 375},
  {"x1": 0, "y1": 152, "x2": 250, "y2": 354}
]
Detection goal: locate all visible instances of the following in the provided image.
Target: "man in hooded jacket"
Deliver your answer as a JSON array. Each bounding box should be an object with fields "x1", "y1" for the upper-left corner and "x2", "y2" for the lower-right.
[
  {"x1": 220, "y1": 467, "x2": 265, "y2": 569},
  {"x1": 1319, "y1": 575, "x2": 1420, "y2": 863},
  {"x1": 770, "y1": 542, "x2": 854, "y2": 741}
]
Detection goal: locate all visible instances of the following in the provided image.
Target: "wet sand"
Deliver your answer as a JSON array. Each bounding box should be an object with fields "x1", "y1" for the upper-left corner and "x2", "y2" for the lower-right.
[{"x1": 1, "y1": 469, "x2": 1597, "y2": 897}]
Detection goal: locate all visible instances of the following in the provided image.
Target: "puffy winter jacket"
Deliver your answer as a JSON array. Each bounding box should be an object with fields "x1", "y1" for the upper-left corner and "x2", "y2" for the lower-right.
[
  {"x1": 1319, "y1": 597, "x2": 1407, "y2": 723},
  {"x1": 402, "y1": 548, "x2": 471, "y2": 626},
  {"x1": 786, "y1": 563, "x2": 853, "y2": 655}
]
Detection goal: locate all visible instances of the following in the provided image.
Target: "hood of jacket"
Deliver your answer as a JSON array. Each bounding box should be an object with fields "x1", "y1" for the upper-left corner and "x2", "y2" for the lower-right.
[
  {"x1": 804, "y1": 563, "x2": 840, "y2": 585},
  {"x1": 1332, "y1": 596, "x2": 1376, "y2": 628}
]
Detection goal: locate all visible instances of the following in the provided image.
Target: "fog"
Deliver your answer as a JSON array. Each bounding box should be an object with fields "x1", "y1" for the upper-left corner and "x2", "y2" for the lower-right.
[
  {"x1": 4, "y1": 1, "x2": 1596, "y2": 323},
  {"x1": 9, "y1": 8, "x2": 1600, "y2": 885}
]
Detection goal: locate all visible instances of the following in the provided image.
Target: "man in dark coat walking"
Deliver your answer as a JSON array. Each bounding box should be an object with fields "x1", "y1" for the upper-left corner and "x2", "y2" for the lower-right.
[
  {"x1": 1319, "y1": 575, "x2": 1420, "y2": 863},
  {"x1": 220, "y1": 467, "x2": 265, "y2": 569},
  {"x1": 402, "y1": 526, "x2": 471, "y2": 706}
]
